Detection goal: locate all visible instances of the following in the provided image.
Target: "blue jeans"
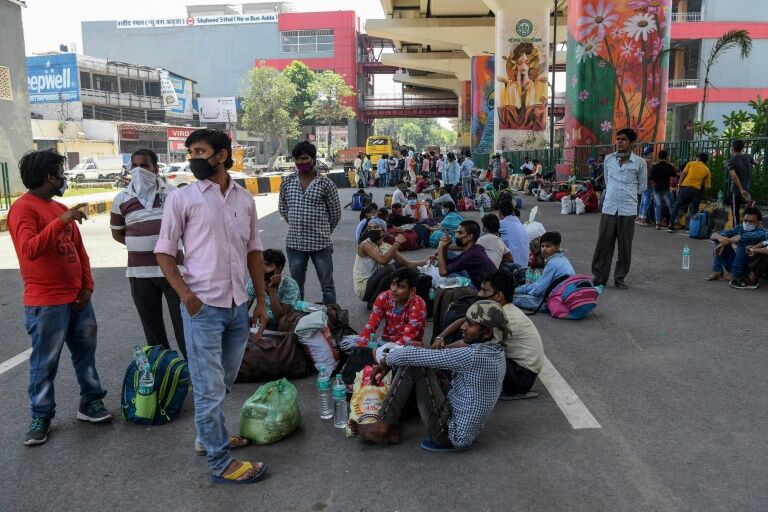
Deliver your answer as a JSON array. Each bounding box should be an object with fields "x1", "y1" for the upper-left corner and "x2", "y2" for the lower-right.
[
  {"x1": 24, "y1": 302, "x2": 106, "y2": 420},
  {"x1": 182, "y1": 302, "x2": 250, "y2": 476},
  {"x1": 712, "y1": 242, "x2": 749, "y2": 278},
  {"x1": 638, "y1": 189, "x2": 653, "y2": 220},
  {"x1": 652, "y1": 190, "x2": 674, "y2": 225},
  {"x1": 462, "y1": 178, "x2": 472, "y2": 198},
  {"x1": 669, "y1": 187, "x2": 701, "y2": 227},
  {"x1": 378, "y1": 173, "x2": 388, "y2": 188},
  {"x1": 513, "y1": 293, "x2": 545, "y2": 311},
  {"x1": 287, "y1": 245, "x2": 336, "y2": 304}
]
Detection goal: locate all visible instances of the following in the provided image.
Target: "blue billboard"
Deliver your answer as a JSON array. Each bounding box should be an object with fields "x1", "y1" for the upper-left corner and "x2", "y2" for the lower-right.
[{"x1": 27, "y1": 53, "x2": 80, "y2": 104}]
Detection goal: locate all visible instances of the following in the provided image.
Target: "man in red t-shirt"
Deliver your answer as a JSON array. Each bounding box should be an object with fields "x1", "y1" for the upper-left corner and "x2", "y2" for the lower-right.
[{"x1": 8, "y1": 149, "x2": 111, "y2": 446}]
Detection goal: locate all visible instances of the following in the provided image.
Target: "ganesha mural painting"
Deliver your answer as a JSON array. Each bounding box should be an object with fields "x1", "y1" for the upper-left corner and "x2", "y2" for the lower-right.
[
  {"x1": 494, "y1": 6, "x2": 551, "y2": 151},
  {"x1": 565, "y1": 0, "x2": 672, "y2": 149}
]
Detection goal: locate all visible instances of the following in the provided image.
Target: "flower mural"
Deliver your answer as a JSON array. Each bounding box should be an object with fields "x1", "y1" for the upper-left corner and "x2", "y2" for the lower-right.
[{"x1": 565, "y1": 0, "x2": 671, "y2": 149}]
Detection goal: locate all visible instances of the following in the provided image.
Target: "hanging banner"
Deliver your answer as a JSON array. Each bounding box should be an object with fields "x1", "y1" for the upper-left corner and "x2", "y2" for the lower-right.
[
  {"x1": 494, "y1": 7, "x2": 550, "y2": 151},
  {"x1": 470, "y1": 55, "x2": 495, "y2": 155},
  {"x1": 159, "y1": 70, "x2": 180, "y2": 110},
  {"x1": 564, "y1": 0, "x2": 671, "y2": 153}
]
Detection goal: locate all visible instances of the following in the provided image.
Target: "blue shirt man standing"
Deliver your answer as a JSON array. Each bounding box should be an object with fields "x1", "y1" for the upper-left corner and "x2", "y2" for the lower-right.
[{"x1": 591, "y1": 128, "x2": 647, "y2": 290}]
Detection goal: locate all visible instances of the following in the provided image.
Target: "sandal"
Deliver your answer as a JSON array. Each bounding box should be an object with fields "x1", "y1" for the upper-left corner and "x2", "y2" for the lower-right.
[
  {"x1": 195, "y1": 436, "x2": 250, "y2": 456},
  {"x1": 210, "y1": 461, "x2": 268, "y2": 485}
]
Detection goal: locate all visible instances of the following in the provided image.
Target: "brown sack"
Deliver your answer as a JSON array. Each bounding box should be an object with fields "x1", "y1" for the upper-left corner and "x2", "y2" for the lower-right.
[{"x1": 236, "y1": 329, "x2": 313, "y2": 383}]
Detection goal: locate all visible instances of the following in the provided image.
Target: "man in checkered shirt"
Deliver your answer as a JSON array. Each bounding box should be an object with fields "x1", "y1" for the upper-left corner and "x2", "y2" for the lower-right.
[
  {"x1": 359, "y1": 300, "x2": 507, "y2": 452},
  {"x1": 278, "y1": 141, "x2": 341, "y2": 305}
]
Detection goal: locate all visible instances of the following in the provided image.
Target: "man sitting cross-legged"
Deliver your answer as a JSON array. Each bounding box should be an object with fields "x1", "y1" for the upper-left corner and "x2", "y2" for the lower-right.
[
  {"x1": 357, "y1": 301, "x2": 508, "y2": 452},
  {"x1": 433, "y1": 269, "x2": 544, "y2": 401},
  {"x1": 513, "y1": 231, "x2": 575, "y2": 311},
  {"x1": 707, "y1": 207, "x2": 766, "y2": 288}
]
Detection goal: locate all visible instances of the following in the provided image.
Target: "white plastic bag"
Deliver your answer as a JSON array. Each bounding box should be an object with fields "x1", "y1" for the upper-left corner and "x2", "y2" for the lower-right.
[
  {"x1": 525, "y1": 221, "x2": 546, "y2": 242},
  {"x1": 528, "y1": 206, "x2": 539, "y2": 223},
  {"x1": 575, "y1": 197, "x2": 586, "y2": 215},
  {"x1": 296, "y1": 326, "x2": 339, "y2": 373},
  {"x1": 561, "y1": 196, "x2": 576, "y2": 215},
  {"x1": 418, "y1": 262, "x2": 441, "y2": 287}
]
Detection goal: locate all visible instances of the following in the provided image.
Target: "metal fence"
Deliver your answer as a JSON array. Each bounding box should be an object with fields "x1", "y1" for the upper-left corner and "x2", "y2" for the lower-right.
[
  {"x1": 469, "y1": 138, "x2": 768, "y2": 203},
  {"x1": 0, "y1": 162, "x2": 11, "y2": 212}
]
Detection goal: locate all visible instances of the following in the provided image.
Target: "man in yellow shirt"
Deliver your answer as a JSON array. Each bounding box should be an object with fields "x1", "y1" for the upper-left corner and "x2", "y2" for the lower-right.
[{"x1": 668, "y1": 153, "x2": 711, "y2": 232}]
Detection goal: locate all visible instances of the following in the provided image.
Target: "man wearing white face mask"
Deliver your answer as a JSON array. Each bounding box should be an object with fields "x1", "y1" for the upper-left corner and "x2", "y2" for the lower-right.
[{"x1": 110, "y1": 149, "x2": 187, "y2": 357}]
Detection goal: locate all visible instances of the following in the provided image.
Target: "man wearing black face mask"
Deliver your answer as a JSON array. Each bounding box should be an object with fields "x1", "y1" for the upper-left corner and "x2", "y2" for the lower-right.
[
  {"x1": 437, "y1": 220, "x2": 496, "y2": 289},
  {"x1": 8, "y1": 149, "x2": 112, "y2": 446},
  {"x1": 278, "y1": 141, "x2": 341, "y2": 305}
]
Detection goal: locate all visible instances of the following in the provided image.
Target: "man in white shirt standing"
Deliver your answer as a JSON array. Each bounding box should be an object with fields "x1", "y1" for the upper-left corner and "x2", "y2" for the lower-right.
[{"x1": 591, "y1": 128, "x2": 647, "y2": 290}]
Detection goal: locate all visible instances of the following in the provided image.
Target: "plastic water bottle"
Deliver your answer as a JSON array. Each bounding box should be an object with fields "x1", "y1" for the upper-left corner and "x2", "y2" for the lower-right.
[
  {"x1": 439, "y1": 276, "x2": 460, "y2": 288},
  {"x1": 367, "y1": 333, "x2": 378, "y2": 350},
  {"x1": 294, "y1": 300, "x2": 327, "y2": 313},
  {"x1": 317, "y1": 367, "x2": 333, "y2": 420},
  {"x1": 133, "y1": 346, "x2": 154, "y2": 396},
  {"x1": 332, "y1": 375, "x2": 348, "y2": 429},
  {"x1": 682, "y1": 245, "x2": 690, "y2": 270},
  {"x1": 717, "y1": 190, "x2": 724, "y2": 207}
]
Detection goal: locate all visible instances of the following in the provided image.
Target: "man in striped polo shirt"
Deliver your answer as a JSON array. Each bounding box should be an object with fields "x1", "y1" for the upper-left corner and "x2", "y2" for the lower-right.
[{"x1": 110, "y1": 149, "x2": 186, "y2": 357}]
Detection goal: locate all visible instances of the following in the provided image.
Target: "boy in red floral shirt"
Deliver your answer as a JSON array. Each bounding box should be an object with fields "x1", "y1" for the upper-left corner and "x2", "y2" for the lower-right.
[{"x1": 359, "y1": 267, "x2": 427, "y2": 346}]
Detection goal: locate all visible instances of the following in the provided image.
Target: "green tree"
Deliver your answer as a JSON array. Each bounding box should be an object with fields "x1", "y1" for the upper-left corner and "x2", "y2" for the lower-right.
[
  {"x1": 699, "y1": 29, "x2": 752, "y2": 139},
  {"x1": 305, "y1": 71, "x2": 356, "y2": 156},
  {"x1": 373, "y1": 118, "x2": 458, "y2": 152},
  {"x1": 241, "y1": 62, "x2": 300, "y2": 168},
  {"x1": 282, "y1": 61, "x2": 316, "y2": 118}
]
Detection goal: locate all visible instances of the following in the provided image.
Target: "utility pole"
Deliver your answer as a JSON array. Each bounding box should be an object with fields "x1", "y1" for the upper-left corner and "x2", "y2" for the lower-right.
[{"x1": 550, "y1": 0, "x2": 559, "y2": 169}]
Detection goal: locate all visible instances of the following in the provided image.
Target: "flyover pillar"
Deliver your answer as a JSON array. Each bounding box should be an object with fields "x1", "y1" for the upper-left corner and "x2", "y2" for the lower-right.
[
  {"x1": 564, "y1": 0, "x2": 672, "y2": 157},
  {"x1": 458, "y1": 80, "x2": 471, "y2": 151},
  {"x1": 492, "y1": 2, "x2": 551, "y2": 151}
]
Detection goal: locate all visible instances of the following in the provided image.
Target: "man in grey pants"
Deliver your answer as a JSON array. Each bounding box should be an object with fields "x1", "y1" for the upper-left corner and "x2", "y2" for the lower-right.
[{"x1": 591, "y1": 128, "x2": 647, "y2": 290}]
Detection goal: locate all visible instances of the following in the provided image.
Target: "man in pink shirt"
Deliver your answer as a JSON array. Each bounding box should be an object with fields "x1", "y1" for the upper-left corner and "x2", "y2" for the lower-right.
[{"x1": 155, "y1": 129, "x2": 268, "y2": 485}]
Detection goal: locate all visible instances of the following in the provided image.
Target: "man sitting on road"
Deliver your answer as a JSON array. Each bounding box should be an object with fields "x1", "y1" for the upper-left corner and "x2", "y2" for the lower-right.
[
  {"x1": 743, "y1": 240, "x2": 768, "y2": 289},
  {"x1": 513, "y1": 232, "x2": 575, "y2": 311},
  {"x1": 499, "y1": 201, "x2": 529, "y2": 268},
  {"x1": 357, "y1": 300, "x2": 507, "y2": 452},
  {"x1": 245, "y1": 249, "x2": 300, "y2": 330},
  {"x1": 433, "y1": 269, "x2": 544, "y2": 400},
  {"x1": 707, "y1": 207, "x2": 766, "y2": 288},
  {"x1": 437, "y1": 220, "x2": 496, "y2": 289},
  {"x1": 358, "y1": 267, "x2": 428, "y2": 346},
  {"x1": 392, "y1": 181, "x2": 409, "y2": 207},
  {"x1": 353, "y1": 219, "x2": 426, "y2": 300},
  {"x1": 388, "y1": 203, "x2": 415, "y2": 227},
  {"x1": 403, "y1": 191, "x2": 429, "y2": 221},
  {"x1": 476, "y1": 213, "x2": 513, "y2": 269}
]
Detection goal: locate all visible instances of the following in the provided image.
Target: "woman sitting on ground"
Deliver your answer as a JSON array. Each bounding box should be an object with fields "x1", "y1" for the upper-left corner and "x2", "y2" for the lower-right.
[
  {"x1": 355, "y1": 203, "x2": 379, "y2": 243},
  {"x1": 417, "y1": 201, "x2": 464, "y2": 247}
]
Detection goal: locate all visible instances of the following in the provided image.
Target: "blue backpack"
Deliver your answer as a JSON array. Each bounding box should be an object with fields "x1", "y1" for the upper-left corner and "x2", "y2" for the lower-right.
[
  {"x1": 121, "y1": 345, "x2": 190, "y2": 425},
  {"x1": 689, "y1": 211, "x2": 712, "y2": 239}
]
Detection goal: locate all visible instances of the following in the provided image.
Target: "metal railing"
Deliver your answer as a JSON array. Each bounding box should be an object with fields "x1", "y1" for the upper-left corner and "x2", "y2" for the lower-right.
[
  {"x1": 80, "y1": 88, "x2": 164, "y2": 110},
  {"x1": 669, "y1": 78, "x2": 699, "y2": 88},
  {"x1": 671, "y1": 11, "x2": 702, "y2": 22},
  {"x1": 471, "y1": 137, "x2": 768, "y2": 203},
  {"x1": 0, "y1": 162, "x2": 11, "y2": 212},
  {"x1": 360, "y1": 95, "x2": 458, "y2": 110}
]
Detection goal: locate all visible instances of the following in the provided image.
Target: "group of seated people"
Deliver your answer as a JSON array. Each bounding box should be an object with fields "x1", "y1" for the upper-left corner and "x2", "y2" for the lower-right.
[{"x1": 707, "y1": 206, "x2": 768, "y2": 289}]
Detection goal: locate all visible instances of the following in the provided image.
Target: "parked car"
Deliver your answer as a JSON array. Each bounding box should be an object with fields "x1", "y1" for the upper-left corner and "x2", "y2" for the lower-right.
[
  {"x1": 162, "y1": 163, "x2": 195, "y2": 188},
  {"x1": 273, "y1": 155, "x2": 295, "y2": 172},
  {"x1": 65, "y1": 156, "x2": 124, "y2": 181}
]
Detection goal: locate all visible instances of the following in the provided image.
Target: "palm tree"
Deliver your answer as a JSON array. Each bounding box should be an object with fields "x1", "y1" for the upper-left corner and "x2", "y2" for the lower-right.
[{"x1": 698, "y1": 29, "x2": 752, "y2": 139}]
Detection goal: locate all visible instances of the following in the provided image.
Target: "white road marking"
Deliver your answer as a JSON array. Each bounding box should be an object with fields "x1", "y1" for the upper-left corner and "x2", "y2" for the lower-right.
[
  {"x1": 538, "y1": 355, "x2": 602, "y2": 429},
  {"x1": 0, "y1": 348, "x2": 31, "y2": 376}
]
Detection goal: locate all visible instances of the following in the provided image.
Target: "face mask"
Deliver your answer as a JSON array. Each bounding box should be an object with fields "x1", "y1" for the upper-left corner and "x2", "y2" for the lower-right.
[
  {"x1": 296, "y1": 161, "x2": 314, "y2": 174},
  {"x1": 54, "y1": 175, "x2": 67, "y2": 197},
  {"x1": 408, "y1": 199, "x2": 417, "y2": 206},
  {"x1": 188, "y1": 156, "x2": 218, "y2": 181},
  {"x1": 743, "y1": 222, "x2": 756, "y2": 232},
  {"x1": 368, "y1": 230, "x2": 383, "y2": 242},
  {"x1": 131, "y1": 167, "x2": 158, "y2": 188}
]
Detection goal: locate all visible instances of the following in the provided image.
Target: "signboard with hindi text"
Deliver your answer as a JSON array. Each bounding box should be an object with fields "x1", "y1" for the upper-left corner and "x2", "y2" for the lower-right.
[{"x1": 116, "y1": 14, "x2": 277, "y2": 29}]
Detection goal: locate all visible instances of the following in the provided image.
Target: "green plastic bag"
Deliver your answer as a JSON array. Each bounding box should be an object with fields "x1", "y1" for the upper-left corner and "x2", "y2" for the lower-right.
[{"x1": 239, "y1": 378, "x2": 302, "y2": 445}]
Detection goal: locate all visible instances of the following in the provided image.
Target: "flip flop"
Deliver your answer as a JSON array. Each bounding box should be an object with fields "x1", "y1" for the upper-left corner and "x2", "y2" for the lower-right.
[
  {"x1": 196, "y1": 436, "x2": 250, "y2": 456},
  {"x1": 210, "y1": 461, "x2": 268, "y2": 485},
  {"x1": 498, "y1": 391, "x2": 539, "y2": 401}
]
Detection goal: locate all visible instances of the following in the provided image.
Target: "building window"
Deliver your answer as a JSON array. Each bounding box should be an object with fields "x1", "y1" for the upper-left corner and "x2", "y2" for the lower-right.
[
  {"x1": 79, "y1": 71, "x2": 91, "y2": 90},
  {"x1": 120, "y1": 78, "x2": 144, "y2": 96},
  {"x1": 145, "y1": 81, "x2": 161, "y2": 97},
  {"x1": 0, "y1": 66, "x2": 12, "y2": 101},
  {"x1": 92, "y1": 74, "x2": 118, "y2": 93},
  {"x1": 281, "y1": 29, "x2": 334, "y2": 53}
]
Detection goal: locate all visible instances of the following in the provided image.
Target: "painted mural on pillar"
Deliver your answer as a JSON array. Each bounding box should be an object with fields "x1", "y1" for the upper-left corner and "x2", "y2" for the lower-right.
[
  {"x1": 565, "y1": 0, "x2": 671, "y2": 149},
  {"x1": 494, "y1": 7, "x2": 550, "y2": 150},
  {"x1": 471, "y1": 56, "x2": 495, "y2": 154}
]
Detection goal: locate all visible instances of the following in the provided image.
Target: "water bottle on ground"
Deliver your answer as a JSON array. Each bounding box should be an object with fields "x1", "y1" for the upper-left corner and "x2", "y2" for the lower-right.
[
  {"x1": 294, "y1": 300, "x2": 327, "y2": 313},
  {"x1": 133, "y1": 346, "x2": 154, "y2": 396},
  {"x1": 317, "y1": 367, "x2": 333, "y2": 420},
  {"x1": 682, "y1": 245, "x2": 690, "y2": 270},
  {"x1": 332, "y1": 375, "x2": 348, "y2": 429}
]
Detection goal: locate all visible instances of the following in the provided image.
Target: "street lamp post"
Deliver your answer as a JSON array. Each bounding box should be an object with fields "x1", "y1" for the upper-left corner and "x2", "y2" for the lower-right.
[{"x1": 550, "y1": 0, "x2": 559, "y2": 169}]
